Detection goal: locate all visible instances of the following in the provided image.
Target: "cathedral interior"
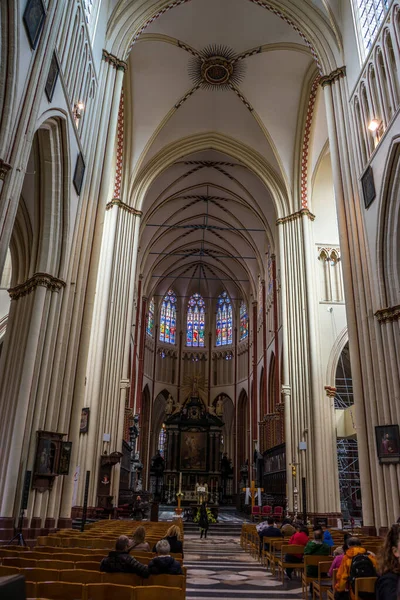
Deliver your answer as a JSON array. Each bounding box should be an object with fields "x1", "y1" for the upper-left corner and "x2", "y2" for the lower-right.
[{"x1": 0, "y1": 0, "x2": 399, "y2": 545}]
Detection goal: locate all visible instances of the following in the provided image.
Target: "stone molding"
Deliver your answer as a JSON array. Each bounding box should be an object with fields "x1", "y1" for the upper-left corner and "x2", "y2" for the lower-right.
[
  {"x1": 9, "y1": 272, "x2": 66, "y2": 300},
  {"x1": 324, "y1": 385, "x2": 337, "y2": 398},
  {"x1": 102, "y1": 49, "x2": 127, "y2": 72},
  {"x1": 320, "y1": 66, "x2": 346, "y2": 88},
  {"x1": 276, "y1": 208, "x2": 316, "y2": 225},
  {"x1": 106, "y1": 199, "x2": 142, "y2": 216},
  {"x1": 0, "y1": 159, "x2": 12, "y2": 181},
  {"x1": 375, "y1": 304, "x2": 400, "y2": 323}
]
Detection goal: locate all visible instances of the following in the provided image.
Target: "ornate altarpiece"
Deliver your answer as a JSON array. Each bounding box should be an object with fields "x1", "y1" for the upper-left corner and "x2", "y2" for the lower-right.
[{"x1": 163, "y1": 395, "x2": 224, "y2": 504}]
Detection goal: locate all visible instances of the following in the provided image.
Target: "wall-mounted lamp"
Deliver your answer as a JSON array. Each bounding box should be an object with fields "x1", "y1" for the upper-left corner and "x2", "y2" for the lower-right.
[
  {"x1": 368, "y1": 118, "x2": 381, "y2": 132},
  {"x1": 73, "y1": 101, "x2": 85, "y2": 122}
]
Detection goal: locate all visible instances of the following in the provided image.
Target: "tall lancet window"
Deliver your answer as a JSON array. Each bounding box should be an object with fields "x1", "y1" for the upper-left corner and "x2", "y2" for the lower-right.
[
  {"x1": 187, "y1": 293, "x2": 205, "y2": 347},
  {"x1": 159, "y1": 290, "x2": 177, "y2": 344},
  {"x1": 240, "y1": 301, "x2": 249, "y2": 341},
  {"x1": 146, "y1": 297, "x2": 155, "y2": 336},
  {"x1": 216, "y1": 291, "x2": 233, "y2": 346},
  {"x1": 351, "y1": 0, "x2": 389, "y2": 56}
]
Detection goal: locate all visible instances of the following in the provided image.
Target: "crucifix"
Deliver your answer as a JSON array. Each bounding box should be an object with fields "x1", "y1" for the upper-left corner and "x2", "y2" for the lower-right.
[{"x1": 243, "y1": 479, "x2": 263, "y2": 509}]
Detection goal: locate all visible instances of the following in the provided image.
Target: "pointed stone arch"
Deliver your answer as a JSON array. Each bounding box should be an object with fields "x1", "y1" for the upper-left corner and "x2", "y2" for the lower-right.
[
  {"x1": 376, "y1": 136, "x2": 400, "y2": 307},
  {"x1": 150, "y1": 388, "x2": 170, "y2": 457}
]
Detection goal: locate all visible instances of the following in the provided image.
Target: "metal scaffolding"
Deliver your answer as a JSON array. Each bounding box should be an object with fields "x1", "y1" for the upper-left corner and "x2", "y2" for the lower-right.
[{"x1": 336, "y1": 437, "x2": 361, "y2": 519}]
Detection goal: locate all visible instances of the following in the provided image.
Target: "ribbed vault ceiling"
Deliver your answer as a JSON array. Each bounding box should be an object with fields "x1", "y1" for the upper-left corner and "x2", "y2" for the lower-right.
[{"x1": 129, "y1": 0, "x2": 329, "y2": 307}]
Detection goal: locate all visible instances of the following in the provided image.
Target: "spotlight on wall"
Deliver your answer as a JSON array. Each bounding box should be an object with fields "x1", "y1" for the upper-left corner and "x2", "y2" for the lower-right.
[
  {"x1": 73, "y1": 101, "x2": 85, "y2": 121},
  {"x1": 368, "y1": 118, "x2": 381, "y2": 132}
]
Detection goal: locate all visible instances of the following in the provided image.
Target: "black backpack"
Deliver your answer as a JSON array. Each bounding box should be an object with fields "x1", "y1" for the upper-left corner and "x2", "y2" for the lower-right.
[{"x1": 349, "y1": 553, "x2": 376, "y2": 598}]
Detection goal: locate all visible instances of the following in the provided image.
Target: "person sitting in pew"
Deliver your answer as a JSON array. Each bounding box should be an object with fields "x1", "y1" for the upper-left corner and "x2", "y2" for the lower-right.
[
  {"x1": 152, "y1": 524, "x2": 183, "y2": 557},
  {"x1": 148, "y1": 539, "x2": 183, "y2": 575},
  {"x1": 100, "y1": 535, "x2": 149, "y2": 577}
]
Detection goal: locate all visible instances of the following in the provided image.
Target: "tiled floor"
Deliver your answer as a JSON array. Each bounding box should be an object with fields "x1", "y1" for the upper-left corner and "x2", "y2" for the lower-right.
[{"x1": 184, "y1": 534, "x2": 303, "y2": 600}]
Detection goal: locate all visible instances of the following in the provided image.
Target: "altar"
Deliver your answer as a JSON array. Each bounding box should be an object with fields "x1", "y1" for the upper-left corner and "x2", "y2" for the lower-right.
[{"x1": 162, "y1": 391, "x2": 226, "y2": 505}]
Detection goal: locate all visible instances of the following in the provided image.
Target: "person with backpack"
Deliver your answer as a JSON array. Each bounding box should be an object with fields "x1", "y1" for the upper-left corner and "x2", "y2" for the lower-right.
[
  {"x1": 334, "y1": 537, "x2": 377, "y2": 600},
  {"x1": 376, "y1": 523, "x2": 400, "y2": 600}
]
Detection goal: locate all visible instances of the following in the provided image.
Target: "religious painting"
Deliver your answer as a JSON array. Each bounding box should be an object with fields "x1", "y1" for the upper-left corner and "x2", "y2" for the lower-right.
[
  {"x1": 180, "y1": 431, "x2": 207, "y2": 470},
  {"x1": 361, "y1": 165, "x2": 376, "y2": 209},
  {"x1": 80, "y1": 407, "x2": 90, "y2": 433},
  {"x1": 35, "y1": 437, "x2": 56, "y2": 475},
  {"x1": 45, "y1": 52, "x2": 59, "y2": 102},
  {"x1": 23, "y1": 0, "x2": 46, "y2": 50},
  {"x1": 73, "y1": 152, "x2": 85, "y2": 195},
  {"x1": 375, "y1": 425, "x2": 400, "y2": 464},
  {"x1": 58, "y1": 441, "x2": 72, "y2": 475}
]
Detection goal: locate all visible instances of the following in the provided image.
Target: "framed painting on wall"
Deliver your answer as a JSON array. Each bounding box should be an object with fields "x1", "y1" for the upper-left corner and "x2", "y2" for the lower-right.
[
  {"x1": 45, "y1": 52, "x2": 59, "y2": 102},
  {"x1": 73, "y1": 152, "x2": 85, "y2": 195},
  {"x1": 23, "y1": 0, "x2": 46, "y2": 50},
  {"x1": 375, "y1": 424, "x2": 400, "y2": 464}
]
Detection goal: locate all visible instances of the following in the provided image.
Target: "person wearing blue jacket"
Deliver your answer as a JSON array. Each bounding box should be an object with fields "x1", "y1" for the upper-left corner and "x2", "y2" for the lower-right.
[{"x1": 315, "y1": 524, "x2": 334, "y2": 547}]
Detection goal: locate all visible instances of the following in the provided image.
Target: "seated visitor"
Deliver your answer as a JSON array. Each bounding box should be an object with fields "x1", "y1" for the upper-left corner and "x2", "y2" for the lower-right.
[
  {"x1": 129, "y1": 525, "x2": 150, "y2": 552},
  {"x1": 285, "y1": 523, "x2": 309, "y2": 579},
  {"x1": 148, "y1": 539, "x2": 183, "y2": 575},
  {"x1": 334, "y1": 537, "x2": 377, "y2": 600},
  {"x1": 258, "y1": 516, "x2": 282, "y2": 550},
  {"x1": 100, "y1": 535, "x2": 149, "y2": 577},
  {"x1": 376, "y1": 523, "x2": 400, "y2": 600},
  {"x1": 320, "y1": 524, "x2": 334, "y2": 547},
  {"x1": 281, "y1": 517, "x2": 296, "y2": 537},
  {"x1": 152, "y1": 524, "x2": 183, "y2": 557},
  {"x1": 304, "y1": 529, "x2": 330, "y2": 577},
  {"x1": 329, "y1": 533, "x2": 351, "y2": 577}
]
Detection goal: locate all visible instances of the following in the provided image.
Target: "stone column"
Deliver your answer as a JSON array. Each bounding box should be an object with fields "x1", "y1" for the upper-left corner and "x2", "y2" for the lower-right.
[
  {"x1": 60, "y1": 52, "x2": 127, "y2": 515},
  {"x1": 322, "y1": 68, "x2": 376, "y2": 527},
  {"x1": 252, "y1": 301, "x2": 258, "y2": 444},
  {"x1": 0, "y1": 274, "x2": 65, "y2": 518},
  {"x1": 277, "y1": 209, "x2": 339, "y2": 515}
]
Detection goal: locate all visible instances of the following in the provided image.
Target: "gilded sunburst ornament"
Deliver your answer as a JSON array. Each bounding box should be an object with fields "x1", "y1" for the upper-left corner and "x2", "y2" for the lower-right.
[{"x1": 188, "y1": 44, "x2": 246, "y2": 91}]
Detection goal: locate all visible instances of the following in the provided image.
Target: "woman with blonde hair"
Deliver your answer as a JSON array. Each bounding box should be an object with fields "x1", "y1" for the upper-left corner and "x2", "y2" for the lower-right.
[
  {"x1": 129, "y1": 525, "x2": 150, "y2": 552},
  {"x1": 152, "y1": 524, "x2": 183, "y2": 556},
  {"x1": 376, "y1": 523, "x2": 400, "y2": 600}
]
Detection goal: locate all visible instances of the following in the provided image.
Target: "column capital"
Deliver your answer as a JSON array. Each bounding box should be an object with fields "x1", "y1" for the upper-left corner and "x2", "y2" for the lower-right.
[
  {"x1": 276, "y1": 208, "x2": 315, "y2": 225},
  {"x1": 106, "y1": 199, "x2": 142, "y2": 217},
  {"x1": 281, "y1": 384, "x2": 291, "y2": 398},
  {"x1": 374, "y1": 304, "x2": 400, "y2": 323},
  {"x1": 0, "y1": 159, "x2": 12, "y2": 181},
  {"x1": 102, "y1": 49, "x2": 127, "y2": 72},
  {"x1": 324, "y1": 385, "x2": 337, "y2": 398},
  {"x1": 320, "y1": 66, "x2": 346, "y2": 88},
  {"x1": 9, "y1": 272, "x2": 66, "y2": 300}
]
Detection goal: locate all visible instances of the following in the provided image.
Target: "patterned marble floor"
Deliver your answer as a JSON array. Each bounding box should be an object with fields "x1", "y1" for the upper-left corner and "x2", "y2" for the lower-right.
[{"x1": 184, "y1": 534, "x2": 303, "y2": 600}]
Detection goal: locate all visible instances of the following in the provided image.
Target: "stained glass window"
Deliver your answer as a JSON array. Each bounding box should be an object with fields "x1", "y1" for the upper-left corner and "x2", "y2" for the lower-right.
[
  {"x1": 159, "y1": 290, "x2": 177, "y2": 344},
  {"x1": 158, "y1": 424, "x2": 166, "y2": 457},
  {"x1": 216, "y1": 291, "x2": 232, "y2": 346},
  {"x1": 186, "y1": 293, "x2": 205, "y2": 347},
  {"x1": 146, "y1": 297, "x2": 154, "y2": 336},
  {"x1": 240, "y1": 301, "x2": 249, "y2": 341}
]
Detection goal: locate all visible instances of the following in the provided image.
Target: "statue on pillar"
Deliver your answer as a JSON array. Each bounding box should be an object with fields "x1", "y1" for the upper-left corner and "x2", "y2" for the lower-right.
[
  {"x1": 216, "y1": 395, "x2": 224, "y2": 417},
  {"x1": 165, "y1": 394, "x2": 174, "y2": 415},
  {"x1": 195, "y1": 480, "x2": 208, "y2": 504}
]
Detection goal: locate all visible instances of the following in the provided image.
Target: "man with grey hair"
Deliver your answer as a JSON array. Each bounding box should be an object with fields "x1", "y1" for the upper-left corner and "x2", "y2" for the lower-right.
[
  {"x1": 100, "y1": 534, "x2": 149, "y2": 577},
  {"x1": 148, "y1": 539, "x2": 183, "y2": 575}
]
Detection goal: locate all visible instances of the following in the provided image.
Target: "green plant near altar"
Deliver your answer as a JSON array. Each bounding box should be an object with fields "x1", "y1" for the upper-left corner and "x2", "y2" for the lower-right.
[{"x1": 193, "y1": 507, "x2": 217, "y2": 524}]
